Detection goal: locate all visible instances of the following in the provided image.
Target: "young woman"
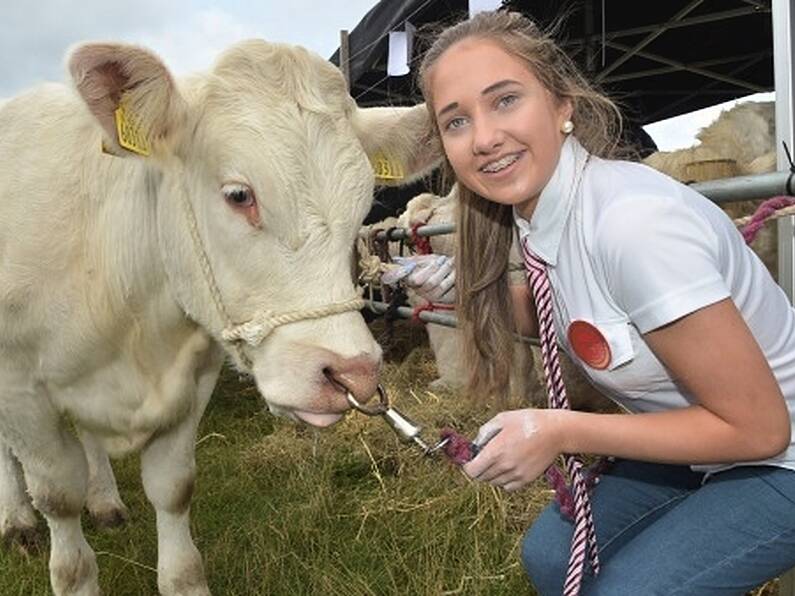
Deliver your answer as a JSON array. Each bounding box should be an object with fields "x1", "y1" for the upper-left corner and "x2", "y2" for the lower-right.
[{"x1": 409, "y1": 10, "x2": 795, "y2": 595}]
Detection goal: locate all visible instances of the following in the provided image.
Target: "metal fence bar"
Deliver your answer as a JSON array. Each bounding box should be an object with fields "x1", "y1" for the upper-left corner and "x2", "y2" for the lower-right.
[
  {"x1": 366, "y1": 299, "x2": 457, "y2": 326},
  {"x1": 691, "y1": 171, "x2": 793, "y2": 204},
  {"x1": 365, "y1": 222, "x2": 455, "y2": 242},
  {"x1": 361, "y1": 171, "x2": 795, "y2": 340},
  {"x1": 365, "y1": 300, "x2": 540, "y2": 346},
  {"x1": 363, "y1": 171, "x2": 794, "y2": 242}
]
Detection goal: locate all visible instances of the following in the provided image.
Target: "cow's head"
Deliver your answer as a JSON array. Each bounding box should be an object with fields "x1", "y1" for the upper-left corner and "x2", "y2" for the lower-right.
[{"x1": 68, "y1": 40, "x2": 439, "y2": 427}]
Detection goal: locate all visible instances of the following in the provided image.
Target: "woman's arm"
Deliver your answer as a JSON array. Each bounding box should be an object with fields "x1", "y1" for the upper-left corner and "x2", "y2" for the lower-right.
[
  {"x1": 464, "y1": 298, "x2": 791, "y2": 490},
  {"x1": 560, "y1": 297, "x2": 790, "y2": 463}
]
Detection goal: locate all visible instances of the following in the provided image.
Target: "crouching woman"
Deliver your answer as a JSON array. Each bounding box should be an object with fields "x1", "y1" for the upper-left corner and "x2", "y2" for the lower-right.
[{"x1": 413, "y1": 10, "x2": 795, "y2": 595}]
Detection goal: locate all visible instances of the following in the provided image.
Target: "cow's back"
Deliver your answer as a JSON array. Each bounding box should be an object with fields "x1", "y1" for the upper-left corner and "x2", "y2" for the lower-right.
[
  {"x1": 0, "y1": 83, "x2": 98, "y2": 234},
  {"x1": 0, "y1": 87, "x2": 96, "y2": 344},
  {"x1": 0, "y1": 84, "x2": 163, "y2": 372}
]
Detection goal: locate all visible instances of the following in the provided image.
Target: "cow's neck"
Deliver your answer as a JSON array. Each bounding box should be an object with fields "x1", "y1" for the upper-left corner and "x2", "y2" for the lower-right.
[
  {"x1": 78, "y1": 152, "x2": 201, "y2": 363},
  {"x1": 38, "y1": 149, "x2": 220, "y2": 443}
]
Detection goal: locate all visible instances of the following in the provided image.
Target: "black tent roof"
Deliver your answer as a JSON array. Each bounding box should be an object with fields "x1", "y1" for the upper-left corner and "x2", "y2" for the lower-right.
[
  {"x1": 331, "y1": 0, "x2": 774, "y2": 222},
  {"x1": 331, "y1": 0, "x2": 773, "y2": 125}
]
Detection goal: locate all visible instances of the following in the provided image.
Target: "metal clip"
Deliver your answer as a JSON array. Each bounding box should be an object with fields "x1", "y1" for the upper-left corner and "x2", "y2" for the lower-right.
[{"x1": 346, "y1": 385, "x2": 450, "y2": 455}]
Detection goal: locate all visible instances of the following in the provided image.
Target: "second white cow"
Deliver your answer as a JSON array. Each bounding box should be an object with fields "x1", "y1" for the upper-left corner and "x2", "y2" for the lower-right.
[{"x1": 0, "y1": 40, "x2": 437, "y2": 595}]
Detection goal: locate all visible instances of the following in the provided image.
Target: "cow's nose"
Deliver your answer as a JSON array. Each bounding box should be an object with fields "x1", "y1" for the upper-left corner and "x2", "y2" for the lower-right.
[{"x1": 325, "y1": 355, "x2": 380, "y2": 404}]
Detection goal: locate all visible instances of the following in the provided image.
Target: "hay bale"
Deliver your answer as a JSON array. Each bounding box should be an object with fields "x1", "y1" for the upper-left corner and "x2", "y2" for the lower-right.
[
  {"x1": 643, "y1": 102, "x2": 778, "y2": 280},
  {"x1": 684, "y1": 158, "x2": 739, "y2": 182}
]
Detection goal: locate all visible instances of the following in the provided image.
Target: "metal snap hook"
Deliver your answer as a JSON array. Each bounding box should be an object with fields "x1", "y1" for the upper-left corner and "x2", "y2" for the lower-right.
[
  {"x1": 426, "y1": 436, "x2": 451, "y2": 454},
  {"x1": 345, "y1": 384, "x2": 389, "y2": 416},
  {"x1": 345, "y1": 384, "x2": 453, "y2": 457}
]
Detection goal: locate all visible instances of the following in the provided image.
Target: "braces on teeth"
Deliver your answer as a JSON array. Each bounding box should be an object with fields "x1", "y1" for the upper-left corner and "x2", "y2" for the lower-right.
[{"x1": 482, "y1": 153, "x2": 519, "y2": 172}]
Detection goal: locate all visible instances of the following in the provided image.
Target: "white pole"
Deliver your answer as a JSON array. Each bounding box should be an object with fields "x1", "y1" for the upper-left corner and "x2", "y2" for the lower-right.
[
  {"x1": 772, "y1": 7, "x2": 795, "y2": 585},
  {"x1": 773, "y1": 0, "x2": 795, "y2": 304}
]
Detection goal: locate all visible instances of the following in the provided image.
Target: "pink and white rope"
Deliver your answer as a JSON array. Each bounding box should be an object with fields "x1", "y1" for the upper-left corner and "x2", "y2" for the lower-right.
[
  {"x1": 737, "y1": 195, "x2": 795, "y2": 244},
  {"x1": 522, "y1": 237, "x2": 600, "y2": 596}
]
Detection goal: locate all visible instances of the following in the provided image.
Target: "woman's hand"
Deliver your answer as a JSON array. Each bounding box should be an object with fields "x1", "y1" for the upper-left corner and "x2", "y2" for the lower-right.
[
  {"x1": 382, "y1": 254, "x2": 456, "y2": 303},
  {"x1": 463, "y1": 408, "x2": 564, "y2": 492}
]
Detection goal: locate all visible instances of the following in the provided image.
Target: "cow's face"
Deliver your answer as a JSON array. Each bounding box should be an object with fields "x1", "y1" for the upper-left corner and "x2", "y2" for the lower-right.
[{"x1": 68, "y1": 41, "x2": 440, "y2": 426}]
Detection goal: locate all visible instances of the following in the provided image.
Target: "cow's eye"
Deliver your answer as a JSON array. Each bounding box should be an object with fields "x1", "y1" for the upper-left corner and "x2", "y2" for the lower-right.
[{"x1": 222, "y1": 183, "x2": 255, "y2": 208}]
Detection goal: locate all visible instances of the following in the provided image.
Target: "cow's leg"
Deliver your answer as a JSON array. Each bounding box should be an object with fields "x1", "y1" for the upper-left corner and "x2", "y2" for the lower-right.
[
  {"x1": 77, "y1": 429, "x2": 129, "y2": 529},
  {"x1": 0, "y1": 440, "x2": 39, "y2": 550},
  {"x1": 141, "y1": 342, "x2": 223, "y2": 596},
  {"x1": 0, "y1": 386, "x2": 98, "y2": 595}
]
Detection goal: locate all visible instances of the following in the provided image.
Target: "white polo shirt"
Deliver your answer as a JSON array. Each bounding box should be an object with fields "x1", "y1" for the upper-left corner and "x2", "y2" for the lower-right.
[{"x1": 515, "y1": 136, "x2": 795, "y2": 474}]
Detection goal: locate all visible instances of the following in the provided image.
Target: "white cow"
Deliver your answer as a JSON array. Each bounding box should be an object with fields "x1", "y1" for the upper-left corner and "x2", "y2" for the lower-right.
[{"x1": 0, "y1": 40, "x2": 438, "y2": 595}]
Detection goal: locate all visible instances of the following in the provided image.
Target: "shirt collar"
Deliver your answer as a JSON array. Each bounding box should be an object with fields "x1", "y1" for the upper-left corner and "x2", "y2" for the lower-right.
[{"x1": 514, "y1": 135, "x2": 589, "y2": 266}]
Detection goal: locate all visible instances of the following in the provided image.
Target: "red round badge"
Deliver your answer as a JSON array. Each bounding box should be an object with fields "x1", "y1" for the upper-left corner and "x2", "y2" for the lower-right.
[{"x1": 567, "y1": 320, "x2": 611, "y2": 370}]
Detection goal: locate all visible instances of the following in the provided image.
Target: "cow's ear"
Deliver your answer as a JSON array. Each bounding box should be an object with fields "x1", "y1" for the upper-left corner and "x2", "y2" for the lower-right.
[
  {"x1": 67, "y1": 42, "x2": 187, "y2": 158},
  {"x1": 351, "y1": 104, "x2": 442, "y2": 186}
]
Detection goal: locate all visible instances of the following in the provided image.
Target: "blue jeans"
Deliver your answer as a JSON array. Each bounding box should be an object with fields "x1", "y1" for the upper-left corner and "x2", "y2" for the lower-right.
[{"x1": 522, "y1": 460, "x2": 795, "y2": 595}]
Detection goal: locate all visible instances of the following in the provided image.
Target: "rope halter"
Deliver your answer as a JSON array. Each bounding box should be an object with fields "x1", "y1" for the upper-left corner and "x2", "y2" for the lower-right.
[
  {"x1": 221, "y1": 293, "x2": 366, "y2": 347},
  {"x1": 174, "y1": 167, "x2": 365, "y2": 363}
]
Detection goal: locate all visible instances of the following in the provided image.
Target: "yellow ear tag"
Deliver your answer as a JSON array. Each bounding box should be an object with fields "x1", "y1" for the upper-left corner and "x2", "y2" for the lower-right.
[
  {"x1": 114, "y1": 99, "x2": 151, "y2": 156},
  {"x1": 371, "y1": 152, "x2": 405, "y2": 181}
]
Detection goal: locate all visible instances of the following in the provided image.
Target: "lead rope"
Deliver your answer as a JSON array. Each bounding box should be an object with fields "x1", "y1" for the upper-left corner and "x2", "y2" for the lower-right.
[
  {"x1": 522, "y1": 240, "x2": 600, "y2": 595},
  {"x1": 520, "y1": 150, "x2": 599, "y2": 595}
]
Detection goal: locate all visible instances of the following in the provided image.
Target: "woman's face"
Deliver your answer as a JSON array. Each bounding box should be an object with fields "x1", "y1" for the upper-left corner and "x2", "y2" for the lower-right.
[{"x1": 427, "y1": 38, "x2": 572, "y2": 218}]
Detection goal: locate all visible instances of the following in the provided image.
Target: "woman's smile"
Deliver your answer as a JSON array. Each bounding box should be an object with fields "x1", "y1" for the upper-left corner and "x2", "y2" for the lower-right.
[{"x1": 479, "y1": 150, "x2": 525, "y2": 176}]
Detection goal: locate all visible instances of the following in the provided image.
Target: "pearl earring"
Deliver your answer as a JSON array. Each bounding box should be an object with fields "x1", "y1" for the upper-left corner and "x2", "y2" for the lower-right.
[{"x1": 561, "y1": 120, "x2": 574, "y2": 134}]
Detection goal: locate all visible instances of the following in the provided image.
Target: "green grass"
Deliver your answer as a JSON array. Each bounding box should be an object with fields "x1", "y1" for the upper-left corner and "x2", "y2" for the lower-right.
[
  {"x1": 0, "y1": 320, "x2": 781, "y2": 595},
  {"x1": 0, "y1": 324, "x2": 544, "y2": 595}
]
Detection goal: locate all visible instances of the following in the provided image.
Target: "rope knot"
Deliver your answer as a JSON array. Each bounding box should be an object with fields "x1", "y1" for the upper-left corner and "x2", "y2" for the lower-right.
[
  {"x1": 221, "y1": 310, "x2": 279, "y2": 346},
  {"x1": 221, "y1": 293, "x2": 366, "y2": 348},
  {"x1": 358, "y1": 252, "x2": 387, "y2": 284},
  {"x1": 411, "y1": 300, "x2": 455, "y2": 324},
  {"x1": 409, "y1": 222, "x2": 432, "y2": 255}
]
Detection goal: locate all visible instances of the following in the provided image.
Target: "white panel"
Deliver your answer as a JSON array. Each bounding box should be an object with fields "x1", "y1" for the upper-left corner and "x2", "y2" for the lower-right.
[{"x1": 773, "y1": 0, "x2": 795, "y2": 303}]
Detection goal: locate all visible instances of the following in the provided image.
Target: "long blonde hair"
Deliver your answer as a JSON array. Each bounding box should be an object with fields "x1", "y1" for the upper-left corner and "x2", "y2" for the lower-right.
[{"x1": 418, "y1": 11, "x2": 623, "y2": 401}]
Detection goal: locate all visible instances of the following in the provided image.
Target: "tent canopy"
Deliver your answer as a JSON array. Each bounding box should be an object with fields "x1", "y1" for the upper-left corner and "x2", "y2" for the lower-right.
[
  {"x1": 331, "y1": 0, "x2": 773, "y2": 125},
  {"x1": 331, "y1": 0, "x2": 774, "y2": 222}
]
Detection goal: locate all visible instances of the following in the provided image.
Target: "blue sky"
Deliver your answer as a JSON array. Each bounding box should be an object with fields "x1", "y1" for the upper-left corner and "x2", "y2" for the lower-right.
[
  {"x1": 0, "y1": 1, "x2": 773, "y2": 152},
  {"x1": 0, "y1": 1, "x2": 379, "y2": 97}
]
